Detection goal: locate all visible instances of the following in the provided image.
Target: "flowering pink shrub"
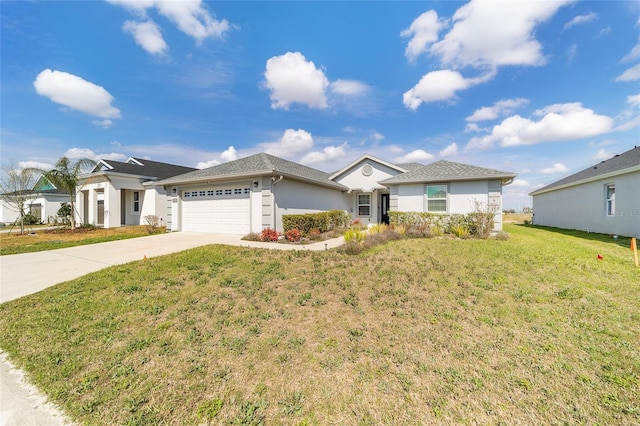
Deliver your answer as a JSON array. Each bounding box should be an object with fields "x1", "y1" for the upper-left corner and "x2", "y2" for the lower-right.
[
  {"x1": 260, "y1": 228, "x2": 279, "y2": 242},
  {"x1": 285, "y1": 228, "x2": 302, "y2": 242}
]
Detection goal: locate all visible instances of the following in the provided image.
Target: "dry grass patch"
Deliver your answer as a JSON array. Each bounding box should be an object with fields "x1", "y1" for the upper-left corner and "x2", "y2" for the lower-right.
[{"x1": 0, "y1": 224, "x2": 638, "y2": 424}]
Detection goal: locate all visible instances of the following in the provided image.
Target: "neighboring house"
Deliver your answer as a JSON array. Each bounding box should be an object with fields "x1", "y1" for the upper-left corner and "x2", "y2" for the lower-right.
[
  {"x1": 27, "y1": 176, "x2": 69, "y2": 223},
  {"x1": 154, "y1": 152, "x2": 516, "y2": 235},
  {"x1": 529, "y1": 146, "x2": 640, "y2": 238},
  {"x1": 76, "y1": 157, "x2": 196, "y2": 228},
  {"x1": 0, "y1": 176, "x2": 67, "y2": 225}
]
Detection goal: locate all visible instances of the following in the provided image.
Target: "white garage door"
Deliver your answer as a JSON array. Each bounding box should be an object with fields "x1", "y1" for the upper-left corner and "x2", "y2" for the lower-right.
[{"x1": 181, "y1": 186, "x2": 251, "y2": 234}]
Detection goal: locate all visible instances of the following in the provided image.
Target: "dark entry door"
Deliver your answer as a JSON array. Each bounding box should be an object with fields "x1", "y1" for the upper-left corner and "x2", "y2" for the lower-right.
[{"x1": 381, "y1": 193, "x2": 390, "y2": 224}]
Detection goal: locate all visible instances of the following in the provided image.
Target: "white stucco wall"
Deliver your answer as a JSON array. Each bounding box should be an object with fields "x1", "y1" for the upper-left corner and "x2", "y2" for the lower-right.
[
  {"x1": 29, "y1": 193, "x2": 67, "y2": 223},
  {"x1": 391, "y1": 180, "x2": 505, "y2": 230},
  {"x1": 532, "y1": 171, "x2": 640, "y2": 237},
  {"x1": 333, "y1": 159, "x2": 402, "y2": 190},
  {"x1": 449, "y1": 181, "x2": 489, "y2": 213},
  {"x1": 0, "y1": 201, "x2": 21, "y2": 224},
  {"x1": 274, "y1": 179, "x2": 348, "y2": 231}
]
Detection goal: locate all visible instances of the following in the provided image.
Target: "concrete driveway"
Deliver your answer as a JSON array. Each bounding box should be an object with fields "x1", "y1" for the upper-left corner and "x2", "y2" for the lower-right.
[{"x1": 0, "y1": 231, "x2": 344, "y2": 425}]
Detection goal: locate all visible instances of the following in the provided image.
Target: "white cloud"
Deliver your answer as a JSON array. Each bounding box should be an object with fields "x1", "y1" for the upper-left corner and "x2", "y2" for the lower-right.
[
  {"x1": 401, "y1": 10, "x2": 446, "y2": 62},
  {"x1": 563, "y1": 12, "x2": 597, "y2": 30},
  {"x1": 122, "y1": 20, "x2": 168, "y2": 55},
  {"x1": 620, "y1": 41, "x2": 640, "y2": 62},
  {"x1": 195, "y1": 146, "x2": 240, "y2": 169},
  {"x1": 263, "y1": 52, "x2": 329, "y2": 109},
  {"x1": 628, "y1": 93, "x2": 640, "y2": 107},
  {"x1": 510, "y1": 179, "x2": 530, "y2": 187},
  {"x1": 431, "y1": 0, "x2": 571, "y2": 69},
  {"x1": 370, "y1": 131, "x2": 384, "y2": 142},
  {"x1": 588, "y1": 139, "x2": 617, "y2": 148},
  {"x1": 260, "y1": 129, "x2": 314, "y2": 158},
  {"x1": 594, "y1": 148, "x2": 612, "y2": 161},
  {"x1": 466, "y1": 103, "x2": 613, "y2": 150},
  {"x1": 596, "y1": 26, "x2": 612, "y2": 38},
  {"x1": 64, "y1": 148, "x2": 127, "y2": 162},
  {"x1": 566, "y1": 43, "x2": 578, "y2": 62},
  {"x1": 300, "y1": 143, "x2": 348, "y2": 165},
  {"x1": 18, "y1": 161, "x2": 54, "y2": 171},
  {"x1": 439, "y1": 143, "x2": 458, "y2": 157},
  {"x1": 330, "y1": 80, "x2": 369, "y2": 96},
  {"x1": 387, "y1": 145, "x2": 405, "y2": 154},
  {"x1": 616, "y1": 64, "x2": 640, "y2": 82},
  {"x1": 108, "y1": 0, "x2": 231, "y2": 44},
  {"x1": 464, "y1": 123, "x2": 488, "y2": 133},
  {"x1": 196, "y1": 159, "x2": 220, "y2": 169},
  {"x1": 541, "y1": 163, "x2": 569, "y2": 174},
  {"x1": 220, "y1": 146, "x2": 237, "y2": 162},
  {"x1": 402, "y1": 0, "x2": 571, "y2": 107},
  {"x1": 466, "y1": 98, "x2": 529, "y2": 122},
  {"x1": 403, "y1": 69, "x2": 494, "y2": 109},
  {"x1": 33, "y1": 69, "x2": 121, "y2": 121},
  {"x1": 92, "y1": 119, "x2": 114, "y2": 129},
  {"x1": 393, "y1": 149, "x2": 434, "y2": 163}
]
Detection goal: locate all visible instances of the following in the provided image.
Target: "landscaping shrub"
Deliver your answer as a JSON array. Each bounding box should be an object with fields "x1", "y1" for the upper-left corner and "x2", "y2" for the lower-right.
[
  {"x1": 242, "y1": 232, "x2": 261, "y2": 241},
  {"x1": 343, "y1": 228, "x2": 365, "y2": 244},
  {"x1": 143, "y1": 215, "x2": 162, "y2": 234},
  {"x1": 307, "y1": 228, "x2": 322, "y2": 240},
  {"x1": 260, "y1": 228, "x2": 279, "y2": 242},
  {"x1": 362, "y1": 229, "x2": 401, "y2": 249},
  {"x1": 285, "y1": 228, "x2": 302, "y2": 242},
  {"x1": 338, "y1": 240, "x2": 363, "y2": 255},
  {"x1": 496, "y1": 231, "x2": 509, "y2": 240},
  {"x1": 282, "y1": 210, "x2": 350, "y2": 234}
]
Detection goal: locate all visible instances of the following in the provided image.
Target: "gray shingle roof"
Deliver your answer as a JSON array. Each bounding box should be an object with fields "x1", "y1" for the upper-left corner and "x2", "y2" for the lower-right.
[
  {"x1": 379, "y1": 160, "x2": 517, "y2": 184},
  {"x1": 93, "y1": 158, "x2": 196, "y2": 180},
  {"x1": 530, "y1": 146, "x2": 640, "y2": 195},
  {"x1": 394, "y1": 162, "x2": 424, "y2": 171},
  {"x1": 156, "y1": 153, "x2": 347, "y2": 190}
]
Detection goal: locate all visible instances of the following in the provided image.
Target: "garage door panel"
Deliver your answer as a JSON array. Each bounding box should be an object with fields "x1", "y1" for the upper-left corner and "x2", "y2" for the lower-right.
[{"x1": 182, "y1": 188, "x2": 250, "y2": 234}]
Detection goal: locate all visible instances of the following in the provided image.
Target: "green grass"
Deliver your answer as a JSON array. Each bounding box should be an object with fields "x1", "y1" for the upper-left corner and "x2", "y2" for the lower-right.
[
  {"x1": 0, "y1": 226, "x2": 162, "y2": 255},
  {"x1": 0, "y1": 224, "x2": 638, "y2": 424}
]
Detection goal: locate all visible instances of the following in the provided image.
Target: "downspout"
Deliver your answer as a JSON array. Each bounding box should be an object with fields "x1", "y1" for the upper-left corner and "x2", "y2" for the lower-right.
[{"x1": 271, "y1": 175, "x2": 284, "y2": 231}]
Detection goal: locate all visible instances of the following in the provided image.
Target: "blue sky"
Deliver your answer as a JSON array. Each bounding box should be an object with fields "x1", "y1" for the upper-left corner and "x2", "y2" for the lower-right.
[{"x1": 2, "y1": 0, "x2": 639, "y2": 210}]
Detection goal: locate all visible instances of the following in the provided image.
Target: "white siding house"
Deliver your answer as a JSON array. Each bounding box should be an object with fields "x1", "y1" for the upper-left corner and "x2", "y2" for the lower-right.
[
  {"x1": 530, "y1": 146, "x2": 640, "y2": 238},
  {"x1": 155, "y1": 153, "x2": 517, "y2": 234}
]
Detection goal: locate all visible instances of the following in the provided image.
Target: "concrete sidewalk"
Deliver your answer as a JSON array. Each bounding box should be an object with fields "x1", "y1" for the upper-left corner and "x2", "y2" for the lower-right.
[{"x1": 0, "y1": 231, "x2": 344, "y2": 426}]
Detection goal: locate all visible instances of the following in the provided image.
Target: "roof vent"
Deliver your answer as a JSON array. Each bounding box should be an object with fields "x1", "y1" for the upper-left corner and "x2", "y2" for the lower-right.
[{"x1": 593, "y1": 166, "x2": 598, "y2": 169}]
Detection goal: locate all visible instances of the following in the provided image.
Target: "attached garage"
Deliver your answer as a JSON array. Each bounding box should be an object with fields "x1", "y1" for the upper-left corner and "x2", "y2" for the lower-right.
[{"x1": 181, "y1": 185, "x2": 251, "y2": 234}]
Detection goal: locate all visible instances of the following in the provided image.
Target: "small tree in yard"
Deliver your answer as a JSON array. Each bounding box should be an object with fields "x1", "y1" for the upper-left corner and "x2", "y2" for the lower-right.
[
  {"x1": 31, "y1": 156, "x2": 96, "y2": 229},
  {"x1": 0, "y1": 163, "x2": 39, "y2": 234},
  {"x1": 469, "y1": 200, "x2": 500, "y2": 239}
]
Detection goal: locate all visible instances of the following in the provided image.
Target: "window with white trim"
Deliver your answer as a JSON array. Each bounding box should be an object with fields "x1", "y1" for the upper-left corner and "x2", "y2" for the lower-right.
[
  {"x1": 426, "y1": 185, "x2": 447, "y2": 212},
  {"x1": 133, "y1": 191, "x2": 140, "y2": 213},
  {"x1": 357, "y1": 194, "x2": 371, "y2": 216},
  {"x1": 606, "y1": 183, "x2": 615, "y2": 216}
]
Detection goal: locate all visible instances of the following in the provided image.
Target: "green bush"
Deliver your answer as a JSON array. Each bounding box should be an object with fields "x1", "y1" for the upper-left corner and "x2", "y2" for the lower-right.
[
  {"x1": 282, "y1": 210, "x2": 350, "y2": 235},
  {"x1": 390, "y1": 211, "x2": 494, "y2": 238}
]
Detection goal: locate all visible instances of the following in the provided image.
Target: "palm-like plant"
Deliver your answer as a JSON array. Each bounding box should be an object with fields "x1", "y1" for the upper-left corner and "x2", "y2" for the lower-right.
[{"x1": 41, "y1": 156, "x2": 96, "y2": 229}]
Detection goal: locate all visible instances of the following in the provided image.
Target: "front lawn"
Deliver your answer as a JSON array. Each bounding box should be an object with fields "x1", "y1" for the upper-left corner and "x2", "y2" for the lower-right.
[
  {"x1": 0, "y1": 225, "x2": 638, "y2": 424},
  {"x1": 0, "y1": 225, "x2": 163, "y2": 255}
]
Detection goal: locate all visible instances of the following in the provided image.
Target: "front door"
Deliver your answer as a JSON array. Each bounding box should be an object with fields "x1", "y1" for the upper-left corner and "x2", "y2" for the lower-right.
[{"x1": 381, "y1": 193, "x2": 390, "y2": 224}]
